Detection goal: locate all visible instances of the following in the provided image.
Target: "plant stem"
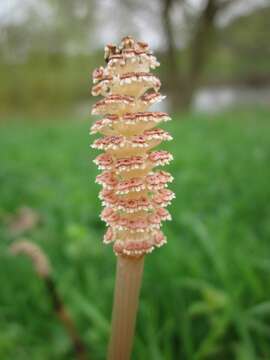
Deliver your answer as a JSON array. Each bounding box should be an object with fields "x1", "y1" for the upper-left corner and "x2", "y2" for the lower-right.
[
  {"x1": 10, "y1": 241, "x2": 88, "y2": 360},
  {"x1": 107, "y1": 255, "x2": 145, "y2": 360},
  {"x1": 45, "y1": 278, "x2": 87, "y2": 360}
]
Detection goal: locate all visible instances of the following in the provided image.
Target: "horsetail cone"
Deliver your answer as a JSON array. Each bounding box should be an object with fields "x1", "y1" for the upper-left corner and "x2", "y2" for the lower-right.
[{"x1": 91, "y1": 36, "x2": 174, "y2": 257}]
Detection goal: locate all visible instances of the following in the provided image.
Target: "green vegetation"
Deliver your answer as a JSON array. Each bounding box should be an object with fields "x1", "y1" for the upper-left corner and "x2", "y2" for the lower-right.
[
  {"x1": 1, "y1": 109, "x2": 270, "y2": 359},
  {"x1": 0, "y1": 53, "x2": 97, "y2": 116},
  {"x1": 206, "y1": 7, "x2": 270, "y2": 83}
]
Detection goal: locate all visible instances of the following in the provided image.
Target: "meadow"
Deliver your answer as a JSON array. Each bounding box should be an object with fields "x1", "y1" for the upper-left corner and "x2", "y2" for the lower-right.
[{"x1": 1, "y1": 108, "x2": 270, "y2": 359}]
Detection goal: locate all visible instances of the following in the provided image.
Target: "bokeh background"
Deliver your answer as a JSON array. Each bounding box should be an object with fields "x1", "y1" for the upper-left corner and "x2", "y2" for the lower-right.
[{"x1": 1, "y1": 0, "x2": 270, "y2": 359}]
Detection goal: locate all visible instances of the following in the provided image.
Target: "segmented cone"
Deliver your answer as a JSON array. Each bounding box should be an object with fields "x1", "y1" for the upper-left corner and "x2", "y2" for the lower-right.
[{"x1": 91, "y1": 36, "x2": 174, "y2": 257}]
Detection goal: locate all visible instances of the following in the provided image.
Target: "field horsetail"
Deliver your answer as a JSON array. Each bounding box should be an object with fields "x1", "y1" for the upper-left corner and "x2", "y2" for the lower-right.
[{"x1": 91, "y1": 36, "x2": 174, "y2": 360}]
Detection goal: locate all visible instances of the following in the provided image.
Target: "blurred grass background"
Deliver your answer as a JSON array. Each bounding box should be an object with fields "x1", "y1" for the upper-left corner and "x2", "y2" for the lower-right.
[
  {"x1": 1, "y1": 0, "x2": 270, "y2": 359},
  {"x1": 1, "y1": 109, "x2": 270, "y2": 359}
]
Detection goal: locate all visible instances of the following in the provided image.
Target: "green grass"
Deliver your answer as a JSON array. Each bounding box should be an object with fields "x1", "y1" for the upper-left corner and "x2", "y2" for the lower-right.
[{"x1": 0, "y1": 108, "x2": 270, "y2": 359}]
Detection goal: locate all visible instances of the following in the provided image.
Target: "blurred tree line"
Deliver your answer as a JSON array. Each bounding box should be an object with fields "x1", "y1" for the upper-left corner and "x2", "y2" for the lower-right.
[{"x1": 0, "y1": 0, "x2": 269, "y2": 116}]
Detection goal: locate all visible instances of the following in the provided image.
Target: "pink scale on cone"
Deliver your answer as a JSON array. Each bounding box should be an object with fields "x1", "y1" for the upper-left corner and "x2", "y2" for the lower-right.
[
  {"x1": 96, "y1": 171, "x2": 118, "y2": 189},
  {"x1": 94, "y1": 153, "x2": 114, "y2": 170},
  {"x1": 116, "y1": 178, "x2": 145, "y2": 194}
]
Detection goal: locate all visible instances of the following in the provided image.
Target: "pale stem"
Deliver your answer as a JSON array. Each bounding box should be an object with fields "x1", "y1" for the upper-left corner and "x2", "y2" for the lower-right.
[{"x1": 107, "y1": 255, "x2": 145, "y2": 360}]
